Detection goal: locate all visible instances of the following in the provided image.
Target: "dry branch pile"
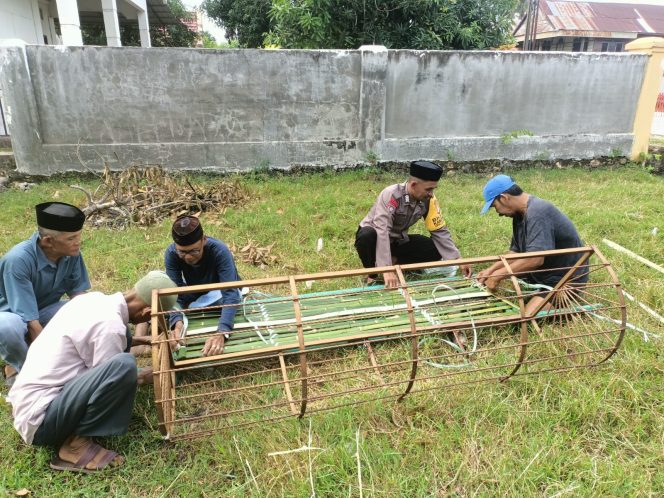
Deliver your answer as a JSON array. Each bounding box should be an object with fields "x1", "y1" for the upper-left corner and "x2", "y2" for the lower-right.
[
  {"x1": 72, "y1": 166, "x2": 249, "y2": 228},
  {"x1": 229, "y1": 240, "x2": 278, "y2": 268}
]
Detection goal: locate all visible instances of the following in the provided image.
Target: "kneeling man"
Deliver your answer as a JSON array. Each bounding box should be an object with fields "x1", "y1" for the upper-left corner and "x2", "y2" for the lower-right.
[
  {"x1": 355, "y1": 160, "x2": 471, "y2": 288},
  {"x1": 476, "y1": 175, "x2": 588, "y2": 315},
  {"x1": 7, "y1": 271, "x2": 176, "y2": 473}
]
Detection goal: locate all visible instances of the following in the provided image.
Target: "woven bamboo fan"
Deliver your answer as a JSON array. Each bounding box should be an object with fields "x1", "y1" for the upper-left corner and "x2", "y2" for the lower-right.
[{"x1": 149, "y1": 246, "x2": 625, "y2": 441}]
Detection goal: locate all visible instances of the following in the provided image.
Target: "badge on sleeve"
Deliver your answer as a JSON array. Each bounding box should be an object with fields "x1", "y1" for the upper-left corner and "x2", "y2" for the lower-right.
[
  {"x1": 425, "y1": 195, "x2": 446, "y2": 231},
  {"x1": 388, "y1": 197, "x2": 398, "y2": 213}
]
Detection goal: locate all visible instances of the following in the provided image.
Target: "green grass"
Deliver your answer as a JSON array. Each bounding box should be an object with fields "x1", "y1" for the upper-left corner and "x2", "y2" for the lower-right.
[{"x1": 1, "y1": 165, "x2": 663, "y2": 496}]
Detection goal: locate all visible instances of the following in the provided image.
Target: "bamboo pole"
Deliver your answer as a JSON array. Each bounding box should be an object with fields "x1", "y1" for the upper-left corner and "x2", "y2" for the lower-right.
[{"x1": 602, "y1": 239, "x2": 664, "y2": 275}]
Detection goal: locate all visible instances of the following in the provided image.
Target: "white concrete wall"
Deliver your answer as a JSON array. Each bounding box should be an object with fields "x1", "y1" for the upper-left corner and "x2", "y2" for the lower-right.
[
  {"x1": 0, "y1": 0, "x2": 43, "y2": 44},
  {"x1": 0, "y1": 45, "x2": 648, "y2": 174}
]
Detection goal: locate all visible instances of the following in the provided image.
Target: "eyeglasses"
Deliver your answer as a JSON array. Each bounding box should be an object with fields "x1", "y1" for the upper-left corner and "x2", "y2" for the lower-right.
[{"x1": 175, "y1": 248, "x2": 202, "y2": 256}]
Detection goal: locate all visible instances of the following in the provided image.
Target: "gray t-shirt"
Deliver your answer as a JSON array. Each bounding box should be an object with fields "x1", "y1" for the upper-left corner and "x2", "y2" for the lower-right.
[{"x1": 510, "y1": 196, "x2": 588, "y2": 287}]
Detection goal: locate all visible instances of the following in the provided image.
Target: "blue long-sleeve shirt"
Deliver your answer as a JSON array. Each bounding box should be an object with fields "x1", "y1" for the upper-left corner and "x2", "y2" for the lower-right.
[
  {"x1": 0, "y1": 232, "x2": 90, "y2": 322},
  {"x1": 164, "y1": 237, "x2": 240, "y2": 332}
]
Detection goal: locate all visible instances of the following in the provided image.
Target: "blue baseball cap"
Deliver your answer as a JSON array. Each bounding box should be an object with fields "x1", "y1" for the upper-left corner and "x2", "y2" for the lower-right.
[{"x1": 480, "y1": 175, "x2": 516, "y2": 214}]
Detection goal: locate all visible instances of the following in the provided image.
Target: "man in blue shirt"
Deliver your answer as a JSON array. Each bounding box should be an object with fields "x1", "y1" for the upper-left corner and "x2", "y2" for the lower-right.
[
  {"x1": 165, "y1": 215, "x2": 241, "y2": 356},
  {"x1": 0, "y1": 202, "x2": 90, "y2": 385}
]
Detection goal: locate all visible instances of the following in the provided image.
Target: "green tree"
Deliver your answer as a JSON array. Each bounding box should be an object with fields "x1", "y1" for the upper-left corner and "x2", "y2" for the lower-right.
[
  {"x1": 203, "y1": 0, "x2": 517, "y2": 49},
  {"x1": 202, "y1": 0, "x2": 272, "y2": 48},
  {"x1": 265, "y1": 0, "x2": 518, "y2": 50}
]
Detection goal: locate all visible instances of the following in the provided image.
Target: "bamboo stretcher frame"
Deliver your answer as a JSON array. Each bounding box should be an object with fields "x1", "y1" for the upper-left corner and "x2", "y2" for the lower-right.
[{"x1": 150, "y1": 246, "x2": 626, "y2": 440}]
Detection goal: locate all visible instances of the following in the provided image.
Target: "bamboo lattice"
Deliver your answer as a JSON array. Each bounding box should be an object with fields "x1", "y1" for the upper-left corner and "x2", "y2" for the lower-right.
[{"x1": 150, "y1": 246, "x2": 626, "y2": 441}]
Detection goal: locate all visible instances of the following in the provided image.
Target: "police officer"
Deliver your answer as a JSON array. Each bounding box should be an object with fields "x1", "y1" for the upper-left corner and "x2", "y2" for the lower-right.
[{"x1": 355, "y1": 160, "x2": 471, "y2": 288}]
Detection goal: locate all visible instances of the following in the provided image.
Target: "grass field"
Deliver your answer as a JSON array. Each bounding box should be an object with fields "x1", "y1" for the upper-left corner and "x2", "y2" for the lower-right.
[{"x1": 1, "y1": 165, "x2": 662, "y2": 497}]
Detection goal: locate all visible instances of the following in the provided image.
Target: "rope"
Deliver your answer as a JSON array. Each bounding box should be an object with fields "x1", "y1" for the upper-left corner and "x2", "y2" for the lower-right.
[
  {"x1": 242, "y1": 290, "x2": 279, "y2": 345},
  {"x1": 410, "y1": 282, "x2": 479, "y2": 369}
]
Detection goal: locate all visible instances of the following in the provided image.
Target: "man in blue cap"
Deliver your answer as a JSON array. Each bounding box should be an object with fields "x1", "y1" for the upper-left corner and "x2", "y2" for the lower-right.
[
  {"x1": 477, "y1": 175, "x2": 588, "y2": 314},
  {"x1": 355, "y1": 160, "x2": 471, "y2": 288},
  {"x1": 0, "y1": 202, "x2": 90, "y2": 386}
]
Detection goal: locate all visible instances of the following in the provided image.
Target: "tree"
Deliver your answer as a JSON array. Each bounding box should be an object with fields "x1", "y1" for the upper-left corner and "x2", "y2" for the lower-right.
[
  {"x1": 202, "y1": 0, "x2": 272, "y2": 48},
  {"x1": 265, "y1": 0, "x2": 519, "y2": 50},
  {"x1": 203, "y1": 0, "x2": 518, "y2": 50}
]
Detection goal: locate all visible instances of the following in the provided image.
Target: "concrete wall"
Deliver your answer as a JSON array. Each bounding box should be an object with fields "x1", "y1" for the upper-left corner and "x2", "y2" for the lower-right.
[{"x1": 0, "y1": 43, "x2": 648, "y2": 175}]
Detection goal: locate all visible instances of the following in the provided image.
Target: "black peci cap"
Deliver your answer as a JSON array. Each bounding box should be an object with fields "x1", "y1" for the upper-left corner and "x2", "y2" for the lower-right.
[
  {"x1": 171, "y1": 215, "x2": 204, "y2": 246},
  {"x1": 35, "y1": 202, "x2": 85, "y2": 232},
  {"x1": 409, "y1": 160, "x2": 443, "y2": 181}
]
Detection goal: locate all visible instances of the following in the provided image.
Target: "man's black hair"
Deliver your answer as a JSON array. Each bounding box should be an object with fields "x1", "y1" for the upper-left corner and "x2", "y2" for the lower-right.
[{"x1": 503, "y1": 184, "x2": 523, "y2": 196}]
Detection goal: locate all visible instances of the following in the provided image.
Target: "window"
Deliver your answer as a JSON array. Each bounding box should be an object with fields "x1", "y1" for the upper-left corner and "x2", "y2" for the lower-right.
[{"x1": 601, "y1": 41, "x2": 624, "y2": 52}]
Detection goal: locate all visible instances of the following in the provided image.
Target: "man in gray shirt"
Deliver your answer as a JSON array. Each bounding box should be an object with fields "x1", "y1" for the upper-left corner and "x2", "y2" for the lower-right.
[{"x1": 476, "y1": 175, "x2": 588, "y2": 315}]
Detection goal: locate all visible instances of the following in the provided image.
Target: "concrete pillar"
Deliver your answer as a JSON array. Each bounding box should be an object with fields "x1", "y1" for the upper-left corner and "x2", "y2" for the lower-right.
[
  {"x1": 625, "y1": 37, "x2": 664, "y2": 159},
  {"x1": 55, "y1": 0, "x2": 83, "y2": 46},
  {"x1": 358, "y1": 45, "x2": 388, "y2": 157},
  {"x1": 137, "y1": 9, "x2": 151, "y2": 47},
  {"x1": 102, "y1": 0, "x2": 122, "y2": 47}
]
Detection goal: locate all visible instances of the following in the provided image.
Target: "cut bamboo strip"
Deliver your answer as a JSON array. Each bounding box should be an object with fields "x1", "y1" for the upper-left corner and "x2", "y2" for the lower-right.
[{"x1": 602, "y1": 239, "x2": 664, "y2": 275}]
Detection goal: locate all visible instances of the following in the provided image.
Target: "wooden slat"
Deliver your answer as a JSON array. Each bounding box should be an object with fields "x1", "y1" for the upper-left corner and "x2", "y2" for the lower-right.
[
  {"x1": 499, "y1": 256, "x2": 530, "y2": 381},
  {"x1": 364, "y1": 341, "x2": 385, "y2": 385},
  {"x1": 289, "y1": 276, "x2": 308, "y2": 418},
  {"x1": 394, "y1": 266, "x2": 419, "y2": 401},
  {"x1": 278, "y1": 352, "x2": 298, "y2": 415}
]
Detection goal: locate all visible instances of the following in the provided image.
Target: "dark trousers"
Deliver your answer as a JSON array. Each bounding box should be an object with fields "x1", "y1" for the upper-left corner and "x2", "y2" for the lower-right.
[
  {"x1": 32, "y1": 353, "x2": 138, "y2": 449},
  {"x1": 354, "y1": 226, "x2": 442, "y2": 269}
]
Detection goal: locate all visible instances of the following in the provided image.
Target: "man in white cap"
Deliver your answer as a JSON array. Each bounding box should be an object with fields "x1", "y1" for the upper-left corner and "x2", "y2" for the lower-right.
[
  {"x1": 0, "y1": 202, "x2": 90, "y2": 386},
  {"x1": 355, "y1": 160, "x2": 471, "y2": 288},
  {"x1": 7, "y1": 271, "x2": 177, "y2": 473},
  {"x1": 477, "y1": 175, "x2": 588, "y2": 314}
]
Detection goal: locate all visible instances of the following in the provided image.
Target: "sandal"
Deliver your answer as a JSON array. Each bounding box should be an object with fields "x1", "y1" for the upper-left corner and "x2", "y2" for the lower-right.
[{"x1": 49, "y1": 441, "x2": 122, "y2": 474}]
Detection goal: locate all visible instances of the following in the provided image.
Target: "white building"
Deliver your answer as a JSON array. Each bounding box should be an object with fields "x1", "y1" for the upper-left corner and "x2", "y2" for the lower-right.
[{"x1": 0, "y1": 0, "x2": 180, "y2": 47}]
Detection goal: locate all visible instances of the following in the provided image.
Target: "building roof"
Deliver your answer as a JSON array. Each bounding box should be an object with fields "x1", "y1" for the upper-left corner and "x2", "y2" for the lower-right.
[
  {"x1": 80, "y1": 0, "x2": 183, "y2": 27},
  {"x1": 514, "y1": 0, "x2": 664, "y2": 39},
  {"x1": 146, "y1": 0, "x2": 183, "y2": 26}
]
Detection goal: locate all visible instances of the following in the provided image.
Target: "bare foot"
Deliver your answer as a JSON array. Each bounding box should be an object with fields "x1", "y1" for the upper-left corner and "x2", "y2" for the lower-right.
[{"x1": 55, "y1": 435, "x2": 124, "y2": 471}]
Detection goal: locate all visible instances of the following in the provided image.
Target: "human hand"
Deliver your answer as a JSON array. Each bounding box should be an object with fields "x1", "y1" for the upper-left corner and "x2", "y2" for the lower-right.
[
  {"x1": 476, "y1": 269, "x2": 492, "y2": 285},
  {"x1": 460, "y1": 264, "x2": 473, "y2": 278},
  {"x1": 485, "y1": 276, "x2": 502, "y2": 292},
  {"x1": 202, "y1": 333, "x2": 226, "y2": 356},
  {"x1": 170, "y1": 321, "x2": 185, "y2": 349},
  {"x1": 384, "y1": 272, "x2": 399, "y2": 289}
]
